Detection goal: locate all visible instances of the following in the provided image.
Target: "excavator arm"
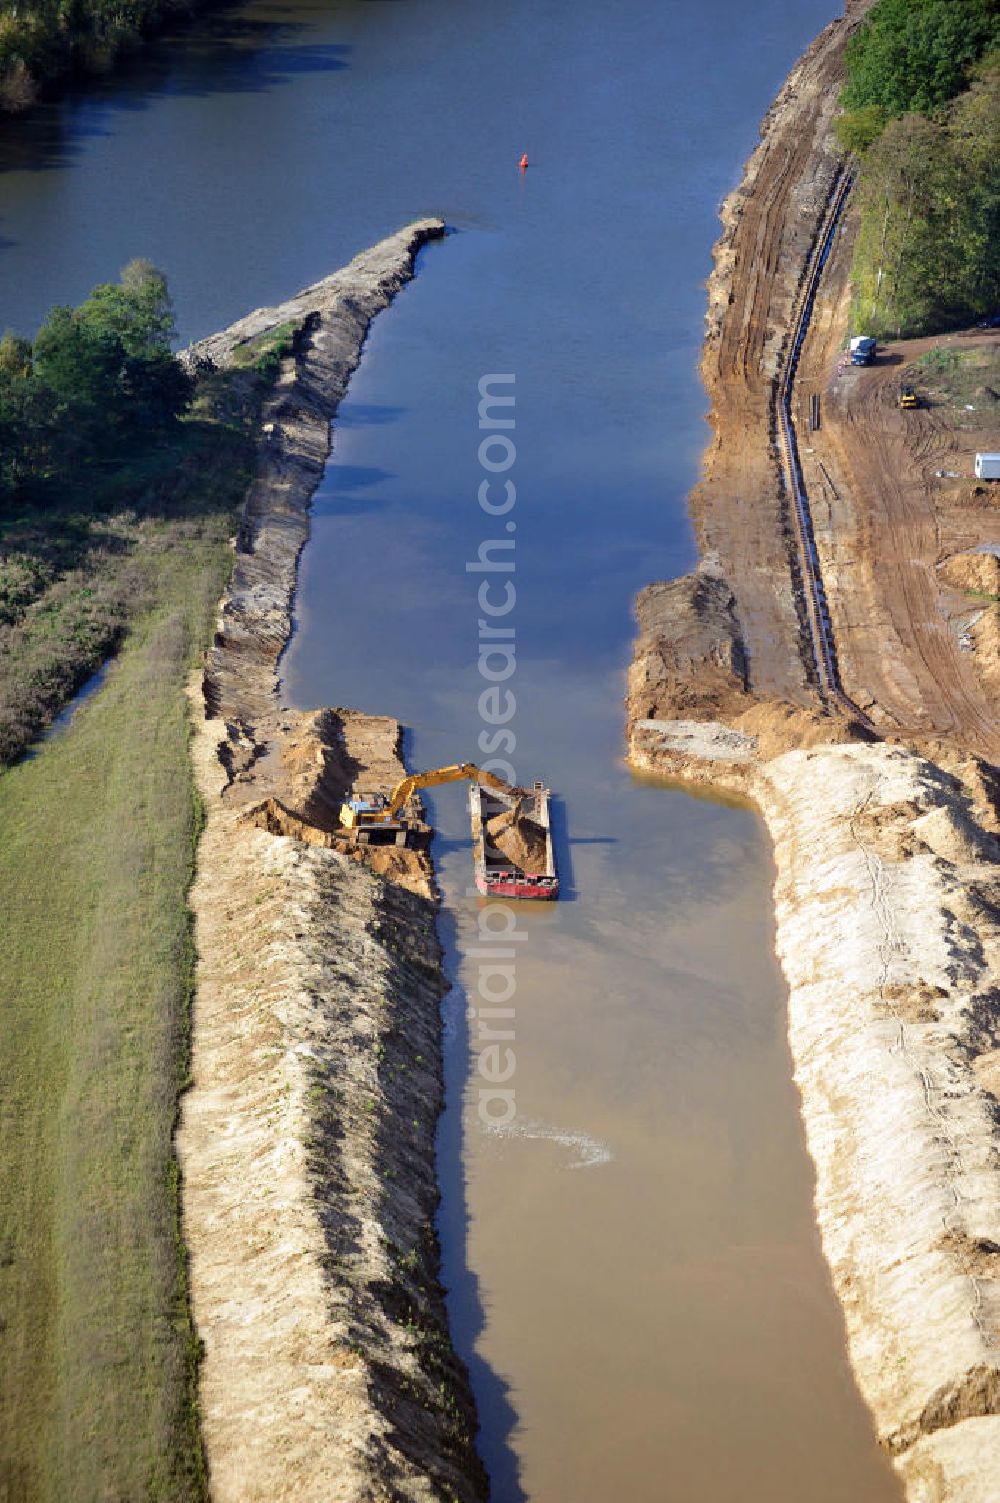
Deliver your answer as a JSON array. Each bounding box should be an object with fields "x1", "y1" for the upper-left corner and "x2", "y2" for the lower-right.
[
  {"x1": 341, "y1": 763, "x2": 522, "y2": 828},
  {"x1": 385, "y1": 762, "x2": 520, "y2": 817}
]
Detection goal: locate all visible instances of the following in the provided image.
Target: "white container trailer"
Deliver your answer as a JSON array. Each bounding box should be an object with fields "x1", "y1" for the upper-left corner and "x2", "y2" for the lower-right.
[{"x1": 975, "y1": 453, "x2": 1000, "y2": 480}]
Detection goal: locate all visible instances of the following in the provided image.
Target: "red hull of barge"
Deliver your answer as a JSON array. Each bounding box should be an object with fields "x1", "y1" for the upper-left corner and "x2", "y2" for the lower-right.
[{"x1": 476, "y1": 872, "x2": 559, "y2": 900}]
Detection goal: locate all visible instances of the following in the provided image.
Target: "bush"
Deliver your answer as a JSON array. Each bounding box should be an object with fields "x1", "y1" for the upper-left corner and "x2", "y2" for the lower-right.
[{"x1": 835, "y1": 105, "x2": 888, "y2": 156}]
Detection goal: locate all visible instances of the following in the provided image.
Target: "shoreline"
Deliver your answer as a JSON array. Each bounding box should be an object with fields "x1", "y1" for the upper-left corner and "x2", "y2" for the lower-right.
[
  {"x1": 627, "y1": 5, "x2": 1000, "y2": 1499},
  {"x1": 177, "y1": 220, "x2": 489, "y2": 1501},
  {"x1": 175, "y1": 15, "x2": 1000, "y2": 1497}
]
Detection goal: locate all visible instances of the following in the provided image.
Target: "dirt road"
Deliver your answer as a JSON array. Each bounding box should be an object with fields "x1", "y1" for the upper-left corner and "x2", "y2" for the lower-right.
[
  {"x1": 628, "y1": 4, "x2": 1000, "y2": 1497},
  {"x1": 689, "y1": 0, "x2": 874, "y2": 708},
  {"x1": 798, "y1": 318, "x2": 1000, "y2": 756}
]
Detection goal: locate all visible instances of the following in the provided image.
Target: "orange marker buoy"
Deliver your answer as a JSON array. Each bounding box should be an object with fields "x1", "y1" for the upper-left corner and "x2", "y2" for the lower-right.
[{"x1": 519, "y1": 153, "x2": 529, "y2": 171}]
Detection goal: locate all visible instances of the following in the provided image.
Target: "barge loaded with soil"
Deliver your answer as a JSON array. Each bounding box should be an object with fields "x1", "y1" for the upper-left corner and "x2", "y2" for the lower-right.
[
  {"x1": 472, "y1": 781, "x2": 559, "y2": 899},
  {"x1": 177, "y1": 221, "x2": 489, "y2": 1502},
  {"x1": 627, "y1": 4, "x2": 1000, "y2": 1499}
]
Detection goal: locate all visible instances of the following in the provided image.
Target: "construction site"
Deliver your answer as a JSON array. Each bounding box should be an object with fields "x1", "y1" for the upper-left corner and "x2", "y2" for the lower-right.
[
  {"x1": 6, "y1": 0, "x2": 1000, "y2": 1498},
  {"x1": 628, "y1": 3, "x2": 1000, "y2": 1497},
  {"x1": 183, "y1": 8, "x2": 1000, "y2": 1496}
]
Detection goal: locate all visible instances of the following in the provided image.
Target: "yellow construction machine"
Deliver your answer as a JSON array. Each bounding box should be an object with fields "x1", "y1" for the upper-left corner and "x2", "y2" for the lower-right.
[{"x1": 340, "y1": 763, "x2": 523, "y2": 830}]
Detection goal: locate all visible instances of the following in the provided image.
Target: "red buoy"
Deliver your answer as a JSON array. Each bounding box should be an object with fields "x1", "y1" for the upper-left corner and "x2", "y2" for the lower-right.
[{"x1": 519, "y1": 153, "x2": 529, "y2": 171}]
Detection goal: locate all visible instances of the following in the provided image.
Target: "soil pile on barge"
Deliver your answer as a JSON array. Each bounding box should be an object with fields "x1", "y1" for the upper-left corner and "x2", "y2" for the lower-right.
[{"x1": 486, "y1": 797, "x2": 548, "y2": 873}]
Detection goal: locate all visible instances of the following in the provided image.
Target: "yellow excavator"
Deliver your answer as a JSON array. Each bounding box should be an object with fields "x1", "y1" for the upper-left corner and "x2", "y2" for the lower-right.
[{"x1": 340, "y1": 762, "x2": 524, "y2": 830}]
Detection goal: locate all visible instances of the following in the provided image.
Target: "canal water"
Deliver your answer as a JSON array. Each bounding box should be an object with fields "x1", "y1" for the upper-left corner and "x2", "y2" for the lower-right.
[{"x1": 0, "y1": 1, "x2": 901, "y2": 1498}]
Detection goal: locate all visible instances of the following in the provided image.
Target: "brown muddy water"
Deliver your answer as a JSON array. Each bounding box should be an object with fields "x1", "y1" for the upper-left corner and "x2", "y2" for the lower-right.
[
  {"x1": 0, "y1": 0, "x2": 901, "y2": 1496},
  {"x1": 282, "y1": 255, "x2": 900, "y2": 1499}
]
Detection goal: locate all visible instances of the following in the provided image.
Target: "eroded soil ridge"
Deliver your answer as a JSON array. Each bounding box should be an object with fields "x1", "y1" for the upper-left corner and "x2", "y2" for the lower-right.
[
  {"x1": 179, "y1": 221, "x2": 488, "y2": 1502},
  {"x1": 628, "y1": 6, "x2": 1000, "y2": 1498}
]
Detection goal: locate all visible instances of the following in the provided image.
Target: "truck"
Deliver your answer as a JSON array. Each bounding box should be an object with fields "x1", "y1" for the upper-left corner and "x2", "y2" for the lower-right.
[
  {"x1": 850, "y1": 336, "x2": 877, "y2": 367},
  {"x1": 975, "y1": 453, "x2": 1000, "y2": 481}
]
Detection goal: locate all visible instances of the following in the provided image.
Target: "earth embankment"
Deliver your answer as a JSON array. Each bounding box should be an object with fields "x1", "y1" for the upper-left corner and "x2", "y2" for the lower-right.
[
  {"x1": 627, "y1": 4, "x2": 1000, "y2": 1497},
  {"x1": 629, "y1": 719, "x2": 1000, "y2": 1502},
  {"x1": 689, "y1": 0, "x2": 872, "y2": 707},
  {"x1": 178, "y1": 220, "x2": 488, "y2": 1502}
]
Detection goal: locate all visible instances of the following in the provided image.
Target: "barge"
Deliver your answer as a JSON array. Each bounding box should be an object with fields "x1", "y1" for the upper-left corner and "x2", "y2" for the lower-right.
[{"x1": 469, "y1": 779, "x2": 559, "y2": 900}]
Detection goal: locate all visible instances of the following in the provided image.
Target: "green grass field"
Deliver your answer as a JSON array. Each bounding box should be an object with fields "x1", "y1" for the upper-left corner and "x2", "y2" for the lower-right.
[{"x1": 0, "y1": 519, "x2": 233, "y2": 1499}]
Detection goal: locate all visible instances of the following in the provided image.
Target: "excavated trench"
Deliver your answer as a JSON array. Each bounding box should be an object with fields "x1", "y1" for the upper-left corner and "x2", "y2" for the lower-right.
[
  {"x1": 5, "y1": 0, "x2": 931, "y2": 1496},
  {"x1": 627, "y1": 2, "x2": 1000, "y2": 1497}
]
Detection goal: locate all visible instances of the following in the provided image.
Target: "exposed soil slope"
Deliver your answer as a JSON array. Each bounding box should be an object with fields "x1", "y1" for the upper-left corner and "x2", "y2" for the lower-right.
[
  {"x1": 627, "y1": 5, "x2": 1000, "y2": 1498},
  {"x1": 185, "y1": 703, "x2": 483, "y2": 1503},
  {"x1": 630, "y1": 720, "x2": 1000, "y2": 1503},
  {"x1": 182, "y1": 219, "x2": 445, "y2": 729},
  {"x1": 690, "y1": 0, "x2": 874, "y2": 707},
  {"x1": 178, "y1": 221, "x2": 488, "y2": 1502}
]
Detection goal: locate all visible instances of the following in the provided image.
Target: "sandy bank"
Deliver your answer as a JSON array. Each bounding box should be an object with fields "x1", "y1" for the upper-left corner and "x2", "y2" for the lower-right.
[
  {"x1": 178, "y1": 221, "x2": 488, "y2": 1501},
  {"x1": 182, "y1": 219, "x2": 444, "y2": 728},
  {"x1": 630, "y1": 720, "x2": 1000, "y2": 1501},
  {"x1": 627, "y1": 4, "x2": 1000, "y2": 1497}
]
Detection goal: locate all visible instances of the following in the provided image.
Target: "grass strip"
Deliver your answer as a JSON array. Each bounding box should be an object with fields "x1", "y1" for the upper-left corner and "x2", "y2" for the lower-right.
[{"x1": 0, "y1": 512, "x2": 232, "y2": 1499}]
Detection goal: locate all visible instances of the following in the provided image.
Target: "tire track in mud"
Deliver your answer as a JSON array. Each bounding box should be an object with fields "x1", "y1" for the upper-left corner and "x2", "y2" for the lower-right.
[
  {"x1": 691, "y1": 0, "x2": 875, "y2": 707},
  {"x1": 814, "y1": 339, "x2": 1000, "y2": 755}
]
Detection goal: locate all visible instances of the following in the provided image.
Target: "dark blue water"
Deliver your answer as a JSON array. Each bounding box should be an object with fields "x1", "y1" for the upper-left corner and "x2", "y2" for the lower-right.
[{"x1": 0, "y1": 2, "x2": 901, "y2": 1498}]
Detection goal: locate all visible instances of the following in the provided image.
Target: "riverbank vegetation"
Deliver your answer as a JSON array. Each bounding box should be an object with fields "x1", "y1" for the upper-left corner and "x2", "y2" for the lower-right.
[
  {"x1": 0, "y1": 0, "x2": 204, "y2": 110},
  {"x1": 837, "y1": 0, "x2": 1000, "y2": 337},
  {"x1": 0, "y1": 260, "x2": 262, "y2": 765},
  {"x1": 0, "y1": 263, "x2": 265, "y2": 1496},
  {"x1": 0, "y1": 258, "x2": 192, "y2": 505}
]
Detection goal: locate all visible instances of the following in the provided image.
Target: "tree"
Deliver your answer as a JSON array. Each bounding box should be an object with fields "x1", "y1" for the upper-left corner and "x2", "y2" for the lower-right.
[
  {"x1": 946, "y1": 63, "x2": 1000, "y2": 312},
  {"x1": 0, "y1": 331, "x2": 33, "y2": 379},
  {"x1": 852, "y1": 114, "x2": 951, "y2": 335},
  {"x1": 0, "y1": 369, "x2": 58, "y2": 497},
  {"x1": 76, "y1": 258, "x2": 177, "y2": 358},
  {"x1": 843, "y1": 0, "x2": 1000, "y2": 118},
  {"x1": 850, "y1": 68, "x2": 1000, "y2": 337},
  {"x1": 0, "y1": 262, "x2": 193, "y2": 502},
  {"x1": 119, "y1": 347, "x2": 193, "y2": 431},
  {"x1": 32, "y1": 303, "x2": 127, "y2": 458}
]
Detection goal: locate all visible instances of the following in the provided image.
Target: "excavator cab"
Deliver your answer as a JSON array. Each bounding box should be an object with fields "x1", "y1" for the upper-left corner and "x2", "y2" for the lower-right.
[{"x1": 341, "y1": 793, "x2": 389, "y2": 829}]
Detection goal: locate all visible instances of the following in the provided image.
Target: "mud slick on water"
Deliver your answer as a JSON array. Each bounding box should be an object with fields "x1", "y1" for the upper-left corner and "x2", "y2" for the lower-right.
[
  {"x1": 627, "y1": 4, "x2": 1000, "y2": 1500},
  {"x1": 178, "y1": 221, "x2": 489, "y2": 1502}
]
